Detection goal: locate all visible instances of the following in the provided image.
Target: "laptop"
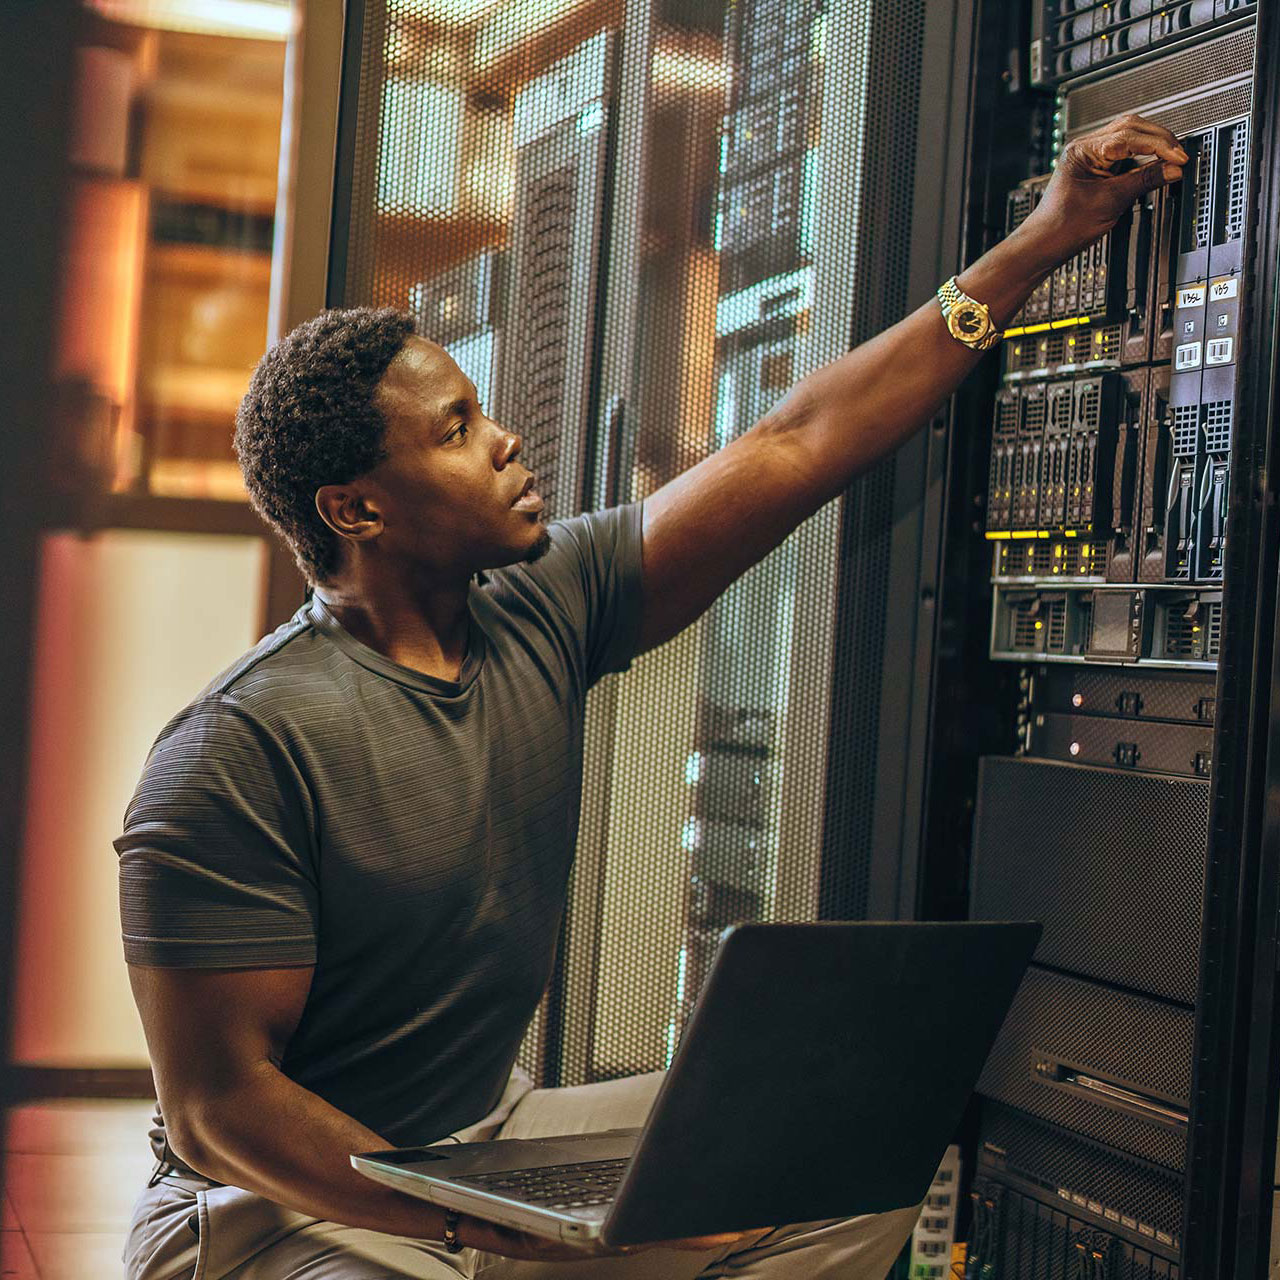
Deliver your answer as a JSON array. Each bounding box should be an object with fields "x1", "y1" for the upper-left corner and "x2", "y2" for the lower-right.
[{"x1": 352, "y1": 920, "x2": 1040, "y2": 1250}]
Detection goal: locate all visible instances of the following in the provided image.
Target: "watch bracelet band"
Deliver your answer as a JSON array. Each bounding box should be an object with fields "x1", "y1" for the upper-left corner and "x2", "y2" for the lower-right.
[
  {"x1": 937, "y1": 276, "x2": 1002, "y2": 351},
  {"x1": 936, "y1": 276, "x2": 965, "y2": 312},
  {"x1": 443, "y1": 1209, "x2": 463, "y2": 1254}
]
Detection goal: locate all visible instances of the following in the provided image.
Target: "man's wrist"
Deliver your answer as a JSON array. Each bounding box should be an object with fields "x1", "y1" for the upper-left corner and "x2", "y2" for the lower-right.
[
  {"x1": 955, "y1": 230, "x2": 1059, "y2": 331},
  {"x1": 1007, "y1": 211, "x2": 1078, "y2": 275}
]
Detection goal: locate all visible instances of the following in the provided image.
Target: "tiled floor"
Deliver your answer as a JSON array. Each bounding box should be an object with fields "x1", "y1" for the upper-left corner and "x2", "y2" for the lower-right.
[{"x1": 2, "y1": 1099, "x2": 154, "y2": 1280}]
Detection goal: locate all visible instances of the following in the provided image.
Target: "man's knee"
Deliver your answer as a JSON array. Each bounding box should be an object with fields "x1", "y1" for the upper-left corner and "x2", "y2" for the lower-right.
[{"x1": 701, "y1": 1203, "x2": 922, "y2": 1279}]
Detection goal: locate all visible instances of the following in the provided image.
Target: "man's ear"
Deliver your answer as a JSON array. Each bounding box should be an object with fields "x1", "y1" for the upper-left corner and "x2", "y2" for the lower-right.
[{"x1": 315, "y1": 484, "x2": 384, "y2": 543}]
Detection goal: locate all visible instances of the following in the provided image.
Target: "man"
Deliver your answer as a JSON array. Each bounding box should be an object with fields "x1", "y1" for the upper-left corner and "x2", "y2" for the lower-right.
[{"x1": 118, "y1": 114, "x2": 1185, "y2": 1279}]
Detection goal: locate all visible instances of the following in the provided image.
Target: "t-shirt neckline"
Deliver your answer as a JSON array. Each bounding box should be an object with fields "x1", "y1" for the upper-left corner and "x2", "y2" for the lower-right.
[{"x1": 306, "y1": 593, "x2": 486, "y2": 696}]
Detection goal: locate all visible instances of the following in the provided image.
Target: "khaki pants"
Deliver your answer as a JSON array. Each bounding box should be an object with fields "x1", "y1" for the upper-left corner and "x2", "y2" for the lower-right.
[{"x1": 123, "y1": 1071, "x2": 921, "y2": 1280}]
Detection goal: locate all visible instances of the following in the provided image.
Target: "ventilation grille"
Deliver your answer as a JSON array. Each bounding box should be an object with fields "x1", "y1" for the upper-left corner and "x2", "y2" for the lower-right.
[
  {"x1": 1171, "y1": 404, "x2": 1199, "y2": 457},
  {"x1": 1190, "y1": 130, "x2": 1215, "y2": 251},
  {"x1": 1028, "y1": 543, "x2": 1056, "y2": 577},
  {"x1": 1164, "y1": 609, "x2": 1199, "y2": 658},
  {"x1": 1075, "y1": 378, "x2": 1101, "y2": 428},
  {"x1": 1025, "y1": 387, "x2": 1049, "y2": 433},
  {"x1": 1206, "y1": 601, "x2": 1223, "y2": 658},
  {"x1": 1047, "y1": 597, "x2": 1067, "y2": 652},
  {"x1": 1005, "y1": 339, "x2": 1041, "y2": 376},
  {"x1": 1013, "y1": 601, "x2": 1041, "y2": 651},
  {"x1": 973, "y1": 756, "x2": 1208, "y2": 1005},
  {"x1": 1049, "y1": 382, "x2": 1074, "y2": 430},
  {"x1": 1203, "y1": 399, "x2": 1232, "y2": 454},
  {"x1": 509, "y1": 167, "x2": 578, "y2": 518},
  {"x1": 1065, "y1": 24, "x2": 1255, "y2": 135},
  {"x1": 1221, "y1": 117, "x2": 1250, "y2": 243},
  {"x1": 995, "y1": 390, "x2": 1020, "y2": 437}
]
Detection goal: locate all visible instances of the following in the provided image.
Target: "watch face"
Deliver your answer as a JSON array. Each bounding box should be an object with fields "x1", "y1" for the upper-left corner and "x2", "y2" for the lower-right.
[{"x1": 948, "y1": 303, "x2": 992, "y2": 343}]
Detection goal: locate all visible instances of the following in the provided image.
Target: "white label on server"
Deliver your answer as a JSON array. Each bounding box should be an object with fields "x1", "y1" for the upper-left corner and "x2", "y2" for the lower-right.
[
  {"x1": 1210, "y1": 277, "x2": 1239, "y2": 300},
  {"x1": 1178, "y1": 284, "x2": 1207, "y2": 308},
  {"x1": 1206, "y1": 337, "x2": 1234, "y2": 365},
  {"x1": 1175, "y1": 341, "x2": 1203, "y2": 370}
]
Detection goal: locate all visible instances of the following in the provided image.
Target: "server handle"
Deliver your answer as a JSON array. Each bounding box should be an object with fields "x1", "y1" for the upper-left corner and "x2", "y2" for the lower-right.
[
  {"x1": 1032, "y1": 1053, "x2": 1188, "y2": 1131},
  {"x1": 1197, "y1": 457, "x2": 1214, "y2": 511}
]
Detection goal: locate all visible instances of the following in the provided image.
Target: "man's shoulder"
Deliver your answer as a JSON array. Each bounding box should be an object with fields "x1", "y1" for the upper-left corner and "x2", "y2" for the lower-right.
[
  {"x1": 479, "y1": 504, "x2": 644, "y2": 685},
  {"x1": 162, "y1": 604, "x2": 342, "y2": 746},
  {"x1": 199, "y1": 605, "x2": 316, "y2": 695}
]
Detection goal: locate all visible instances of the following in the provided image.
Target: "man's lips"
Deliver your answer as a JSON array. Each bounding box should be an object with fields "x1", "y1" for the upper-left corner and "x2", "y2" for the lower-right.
[{"x1": 512, "y1": 475, "x2": 543, "y2": 512}]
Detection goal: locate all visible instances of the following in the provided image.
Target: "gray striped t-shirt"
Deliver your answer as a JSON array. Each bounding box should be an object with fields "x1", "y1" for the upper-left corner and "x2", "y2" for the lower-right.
[{"x1": 116, "y1": 503, "x2": 643, "y2": 1148}]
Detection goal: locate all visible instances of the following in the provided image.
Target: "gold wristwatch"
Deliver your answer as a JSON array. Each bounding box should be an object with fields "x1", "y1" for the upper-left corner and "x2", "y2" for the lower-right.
[{"x1": 937, "y1": 277, "x2": 1002, "y2": 351}]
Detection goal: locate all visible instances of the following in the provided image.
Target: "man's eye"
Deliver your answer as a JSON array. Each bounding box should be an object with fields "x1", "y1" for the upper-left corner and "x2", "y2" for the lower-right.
[{"x1": 447, "y1": 421, "x2": 469, "y2": 443}]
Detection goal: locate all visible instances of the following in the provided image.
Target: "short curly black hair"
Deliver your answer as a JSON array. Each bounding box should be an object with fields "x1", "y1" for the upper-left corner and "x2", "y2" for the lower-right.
[{"x1": 234, "y1": 307, "x2": 416, "y2": 583}]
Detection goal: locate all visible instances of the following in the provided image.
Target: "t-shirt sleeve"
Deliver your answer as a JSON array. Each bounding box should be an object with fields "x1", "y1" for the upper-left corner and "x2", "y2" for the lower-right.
[
  {"x1": 511, "y1": 502, "x2": 644, "y2": 688},
  {"x1": 116, "y1": 696, "x2": 319, "y2": 969}
]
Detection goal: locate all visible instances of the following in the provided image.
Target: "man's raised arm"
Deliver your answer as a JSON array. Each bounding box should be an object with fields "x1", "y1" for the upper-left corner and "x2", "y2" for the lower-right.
[{"x1": 637, "y1": 114, "x2": 1187, "y2": 654}]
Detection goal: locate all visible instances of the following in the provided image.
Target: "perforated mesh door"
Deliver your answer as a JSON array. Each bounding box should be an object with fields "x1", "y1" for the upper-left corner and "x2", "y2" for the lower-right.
[{"x1": 330, "y1": 0, "x2": 946, "y2": 1086}]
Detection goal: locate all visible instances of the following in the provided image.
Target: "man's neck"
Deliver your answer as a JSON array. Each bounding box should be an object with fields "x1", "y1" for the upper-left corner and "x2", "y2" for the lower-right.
[{"x1": 313, "y1": 568, "x2": 474, "y2": 682}]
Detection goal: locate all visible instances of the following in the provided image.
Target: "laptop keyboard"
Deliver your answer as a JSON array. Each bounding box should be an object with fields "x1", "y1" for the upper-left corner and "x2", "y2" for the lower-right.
[{"x1": 454, "y1": 1157, "x2": 629, "y2": 1210}]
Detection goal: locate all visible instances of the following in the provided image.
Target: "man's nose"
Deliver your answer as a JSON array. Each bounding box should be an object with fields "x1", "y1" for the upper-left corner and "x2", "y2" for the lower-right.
[{"x1": 493, "y1": 425, "x2": 522, "y2": 467}]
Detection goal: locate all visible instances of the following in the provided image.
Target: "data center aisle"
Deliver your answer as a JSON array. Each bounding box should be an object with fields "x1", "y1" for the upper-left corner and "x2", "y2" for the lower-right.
[{"x1": 1, "y1": 1100, "x2": 154, "y2": 1279}]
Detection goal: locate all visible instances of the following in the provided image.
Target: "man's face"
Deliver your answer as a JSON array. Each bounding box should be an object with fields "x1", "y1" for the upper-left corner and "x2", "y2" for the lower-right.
[{"x1": 362, "y1": 337, "x2": 548, "y2": 576}]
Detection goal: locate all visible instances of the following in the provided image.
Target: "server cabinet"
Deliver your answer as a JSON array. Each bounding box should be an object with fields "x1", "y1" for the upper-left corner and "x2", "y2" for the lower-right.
[{"x1": 920, "y1": 4, "x2": 1280, "y2": 1278}]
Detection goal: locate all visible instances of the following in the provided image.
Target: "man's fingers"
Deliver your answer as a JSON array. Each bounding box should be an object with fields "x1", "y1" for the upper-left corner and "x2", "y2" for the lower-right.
[
  {"x1": 1113, "y1": 113, "x2": 1186, "y2": 159},
  {"x1": 1072, "y1": 112, "x2": 1188, "y2": 173},
  {"x1": 1080, "y1": 126, "x2": 1187, "y2": 171},
  {"x1": 1112, "y1": 156, "x2": 1182, "y2": 204}
]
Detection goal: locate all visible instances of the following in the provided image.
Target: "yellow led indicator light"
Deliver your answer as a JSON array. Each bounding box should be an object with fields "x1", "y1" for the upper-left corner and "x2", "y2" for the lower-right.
[
  {"x1": 1035, "y1": 620, "x2": 1044, "y2": 630},
  {"x1": 1192, "y1": 625, "x2": 1201, "y2": 634}
]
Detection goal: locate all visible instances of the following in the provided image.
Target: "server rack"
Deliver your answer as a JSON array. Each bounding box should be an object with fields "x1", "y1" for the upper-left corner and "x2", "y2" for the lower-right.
[
  {"x1": 493, "y1": 33, "x2": 616, "y2": 521},
  {"x1": 914, "y1": 3, "x2": 1280, "y2": 1277}
]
